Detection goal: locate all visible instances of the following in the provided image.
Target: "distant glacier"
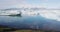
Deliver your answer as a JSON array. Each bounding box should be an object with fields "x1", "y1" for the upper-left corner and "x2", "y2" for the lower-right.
[{"x1": 0, "y1": 8, "x2": 60, "y2": 21}]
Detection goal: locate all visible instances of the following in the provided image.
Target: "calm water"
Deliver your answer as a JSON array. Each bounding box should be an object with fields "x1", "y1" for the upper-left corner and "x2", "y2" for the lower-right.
[{"x1": 0, "y1": 15, "x2": 60, "y2": 31}]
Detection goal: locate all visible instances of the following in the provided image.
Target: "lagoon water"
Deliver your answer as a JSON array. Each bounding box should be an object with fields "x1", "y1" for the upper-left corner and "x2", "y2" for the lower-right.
[{"x1": 0, "y1": 15, "x2": 60, "y2": 31}]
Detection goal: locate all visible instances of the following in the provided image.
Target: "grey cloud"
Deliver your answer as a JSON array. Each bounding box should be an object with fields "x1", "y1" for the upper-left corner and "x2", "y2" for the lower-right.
[{"x1": 0, "y1": 0, "x2": 25, "y2": 9}]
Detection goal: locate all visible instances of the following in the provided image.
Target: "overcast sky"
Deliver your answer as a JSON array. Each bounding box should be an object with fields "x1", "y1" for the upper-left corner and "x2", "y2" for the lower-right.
[{"x1": 0, "y1": 0, "x2": 60, "y2": 9}]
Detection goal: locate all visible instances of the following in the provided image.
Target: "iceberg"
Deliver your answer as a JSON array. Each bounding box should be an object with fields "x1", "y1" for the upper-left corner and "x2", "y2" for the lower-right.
[{"x1": 0, "y1": 10, "x2": 21, "y2": 16}]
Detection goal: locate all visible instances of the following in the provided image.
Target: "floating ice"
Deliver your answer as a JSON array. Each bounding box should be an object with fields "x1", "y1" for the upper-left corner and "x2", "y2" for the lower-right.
[
  {"x1": 40, "y1": 10, "x2": 60, "y2": 21},
  {"x1": 0, "y1": 10, "x2": 20, "y2": 15}
]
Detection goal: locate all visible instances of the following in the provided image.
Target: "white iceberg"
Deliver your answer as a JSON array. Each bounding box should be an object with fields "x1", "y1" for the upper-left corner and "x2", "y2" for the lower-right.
[{"x1": 0, "y1": 10, "x2": 20, "y2": 16}]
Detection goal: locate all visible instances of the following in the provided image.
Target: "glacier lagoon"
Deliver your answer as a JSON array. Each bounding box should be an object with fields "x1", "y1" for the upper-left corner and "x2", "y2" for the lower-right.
[
  {"x1": 0, "y1": 15, "x2": 60, "y2": 31},
  {"x1": 0, "y1": 9, "x2": 60, "y2": 31}
]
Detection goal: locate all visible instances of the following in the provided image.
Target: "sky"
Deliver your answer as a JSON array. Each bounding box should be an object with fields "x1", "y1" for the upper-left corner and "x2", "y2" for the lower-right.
[{"x1": 0, "y1": 0, "x2": 60, "y2": 9}]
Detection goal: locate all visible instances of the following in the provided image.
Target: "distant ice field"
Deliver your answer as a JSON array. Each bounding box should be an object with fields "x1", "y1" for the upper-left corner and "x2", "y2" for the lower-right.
[{"x1": 0, "y1": 10, "x2": 60, "y2": 21}]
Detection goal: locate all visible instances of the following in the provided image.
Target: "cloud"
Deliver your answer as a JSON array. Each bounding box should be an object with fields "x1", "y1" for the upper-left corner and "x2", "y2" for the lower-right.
[
  {"x1": 15, "y1": 0, "x2": 46, "y2": 8},
  {"x1": 0, "y1": 0, "x2": 17, "y2": 9},
  {"x1": 0, "y1": 0, "x2": 46, "y2": 9},
  {"x1": 44, "y1": 0, "x2": 48, "y2": 1},
  {"x1": 0, "y1": 0, "x2": 27, "y2": 9}
]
